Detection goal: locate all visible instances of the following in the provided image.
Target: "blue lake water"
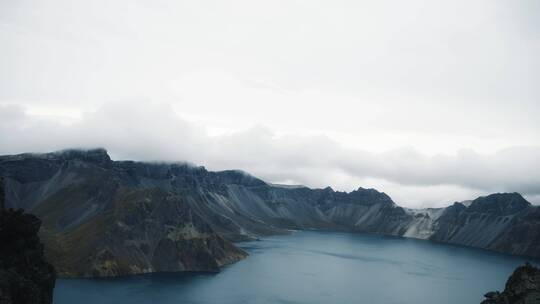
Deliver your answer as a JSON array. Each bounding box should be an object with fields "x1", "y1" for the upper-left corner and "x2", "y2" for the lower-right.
[{"x1": 53, "y1": 231, "x2": 536, "y2": 304}]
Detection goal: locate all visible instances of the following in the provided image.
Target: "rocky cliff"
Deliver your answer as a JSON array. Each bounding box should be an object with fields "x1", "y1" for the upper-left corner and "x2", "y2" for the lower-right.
[
  {"x1": 0, "y1": 150, "x2": 247, "y2": 277},
  {"x1": 0, "y1": 179, "x2": 56, "y2": 304},
  {"x1": 481, "y1": 263, "x2": 540, "y2": 304},
  {"x1": 1, "y1": 149, "x2": 539, "y2": 277}
]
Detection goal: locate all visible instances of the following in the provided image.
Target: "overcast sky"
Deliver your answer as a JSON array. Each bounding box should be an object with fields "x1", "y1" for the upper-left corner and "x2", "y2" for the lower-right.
[{"x1": 1, "y1": 0, "x2": 539, "y2": 208}]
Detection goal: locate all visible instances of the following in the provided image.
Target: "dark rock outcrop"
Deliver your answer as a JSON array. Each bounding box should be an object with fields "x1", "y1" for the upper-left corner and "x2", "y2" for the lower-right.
[
  {"x1": 0, "y1": 179, "x2": 56, "y2": 304},
  {"x1": 481, "y1": 263, "x2": 540, "y2": 304},
  {"x1": 0, "y1": 177, "x2": 4, "y2": 210},
  {"x1": 1, "y1": 149, "x2": 539, "y2": 277}
]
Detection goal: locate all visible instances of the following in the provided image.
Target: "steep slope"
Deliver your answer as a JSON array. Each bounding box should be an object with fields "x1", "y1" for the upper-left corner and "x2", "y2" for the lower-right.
[
  {"x1": 428, "y1": 193, "x2": 538, "y2": 257},
  {"x1": 39, "y1": 188, "x2": 247, "y2": 277},
  {"x1": 1, "y1": 150, "x2": 247, "y2": 277},
  {"x1": 1, "y1": 149, "x2": 539, "y2": 277}
]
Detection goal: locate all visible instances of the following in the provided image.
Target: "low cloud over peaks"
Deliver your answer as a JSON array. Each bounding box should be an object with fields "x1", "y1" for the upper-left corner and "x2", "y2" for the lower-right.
[{"x1": 1, "y1": 102, "x2": 539, "y2": 208}]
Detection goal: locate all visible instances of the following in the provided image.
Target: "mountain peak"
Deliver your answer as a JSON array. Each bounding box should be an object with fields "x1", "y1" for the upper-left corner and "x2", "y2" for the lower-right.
[
  {"x1": 50, "y1": 148, "x2": 112, "y2": 167},
  {"x1": 349, "y1": 187, "x2": 394, "y2": 205},
  {"x1": 468, "y1": 192, "x2": 531, "y2": 215},
  {"x1": 54, "y1": 148, "x2": 109, "y2": 158}
]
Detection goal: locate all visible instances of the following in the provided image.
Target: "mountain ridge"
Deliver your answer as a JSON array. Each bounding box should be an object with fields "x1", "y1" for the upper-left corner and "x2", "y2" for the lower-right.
[{"x1": 1, "y1": 148, "x2": 539, "y2": 277}]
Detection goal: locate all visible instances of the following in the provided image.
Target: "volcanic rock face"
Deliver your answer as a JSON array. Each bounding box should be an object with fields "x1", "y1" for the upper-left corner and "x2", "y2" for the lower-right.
[
  {"x1": 0, "y1": 180, "x2": 56, "y2": 303},
  {"x1": 481, "y1": 263, "x2": 540, "y2": 304},
  {"x1": 42, "y1": 188, "x2": 247, "y2": 277},
  {"x1": 0, "y1": 150, "x2": 247, "y2": 277},
  {"x1": 1, "y1": 149, "x2": 540, "y2": 277},
  {"x1": 427, "y1": 193, "x2": 540, "y2": 257}
]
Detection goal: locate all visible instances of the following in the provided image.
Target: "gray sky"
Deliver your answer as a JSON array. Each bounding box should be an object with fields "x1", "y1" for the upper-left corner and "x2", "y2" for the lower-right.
[{"x1": 1, "y1": 0, "x2": 539, "y2": 207}]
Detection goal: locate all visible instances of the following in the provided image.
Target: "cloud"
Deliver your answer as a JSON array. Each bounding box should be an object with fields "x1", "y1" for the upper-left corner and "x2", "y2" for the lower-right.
[
  {"x1": 1, "y1": 0, "x2": 539, "y2": 207},
  {"x1": 1, "y1": 1, "x2": 539, "y2": 154},
  {"x1": 1, "y1": 102, "x2": 539, "y2": 208}
]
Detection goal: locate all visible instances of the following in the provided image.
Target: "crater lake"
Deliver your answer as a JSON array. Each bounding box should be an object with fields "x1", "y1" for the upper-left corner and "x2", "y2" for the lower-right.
[{"x1": 53, "y1": 231, "x2": 536, "y2": 304}]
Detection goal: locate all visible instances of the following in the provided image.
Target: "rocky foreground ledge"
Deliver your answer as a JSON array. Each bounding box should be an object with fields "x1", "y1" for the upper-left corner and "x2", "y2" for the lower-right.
[
  {"x1": 0, "y1": 208, "x2": 56, "y2": 304},
  {"x1": 481, "y1": 263, "x2": 540, "y2": 304},
  {"x1": 0, "y1": 178, "x2": 56, "y2": 304}
]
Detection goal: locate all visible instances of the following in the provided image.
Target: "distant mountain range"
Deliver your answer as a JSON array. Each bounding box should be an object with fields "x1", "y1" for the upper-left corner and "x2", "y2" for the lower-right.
[{"x1": 1, "y1": 149, "x2": 539, "y2": 278}]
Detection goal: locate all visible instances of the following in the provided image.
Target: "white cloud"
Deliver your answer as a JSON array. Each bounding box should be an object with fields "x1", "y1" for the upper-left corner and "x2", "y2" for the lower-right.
[
  {"x1": 1, "y1": 0, "x2": 539, "y2": 207},
  {"x1": 1, "y1": 102, "x2": 539, "y2": 208}
]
